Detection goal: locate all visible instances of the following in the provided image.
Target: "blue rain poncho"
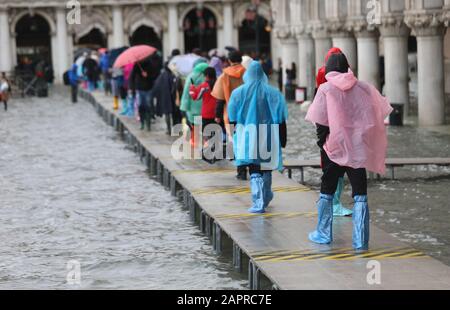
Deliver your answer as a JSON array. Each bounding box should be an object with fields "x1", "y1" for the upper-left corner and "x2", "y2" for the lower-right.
[{"x1": 228, "y1": 61, "x2": 288, "y2": 171}]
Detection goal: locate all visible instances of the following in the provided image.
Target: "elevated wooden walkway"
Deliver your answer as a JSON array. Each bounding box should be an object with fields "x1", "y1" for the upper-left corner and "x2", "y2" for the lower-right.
[
  {"x1": 80, "y1": 90, "x2": 450, "y2": 290},
  {"x1": 284, "y1": 158, "x2": 450, "y2": 183}
]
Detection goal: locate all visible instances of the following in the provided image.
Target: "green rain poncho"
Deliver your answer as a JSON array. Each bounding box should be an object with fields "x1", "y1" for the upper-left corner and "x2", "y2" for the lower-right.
[{"x1": 180, "y1": 62, "x2": 209, "y2": 125}]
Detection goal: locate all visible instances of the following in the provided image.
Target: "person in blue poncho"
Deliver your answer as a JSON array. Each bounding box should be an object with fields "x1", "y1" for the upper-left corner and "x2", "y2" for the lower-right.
[
  {"x1": 228, "y1": 61, "x2": 288, "y2": 214},
  {"x1": 100, "y1": 51, "x2": 111, "y2": 95}
]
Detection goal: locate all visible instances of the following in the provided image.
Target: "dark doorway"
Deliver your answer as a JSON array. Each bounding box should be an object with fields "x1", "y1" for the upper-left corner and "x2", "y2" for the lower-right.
[
  {"x1": 239, "y1": 9, "x2": 271, "y2": 57},
  {"x1": 130, "y1": 25, "x2": 163, "y2": 51},
  {"x1": 15, "y1": 14, "x2": 51, "y2": 65},
  {"x1": 408, "y1": 35, "x2": 417, "y2": 53},
  {"x1": 78, "y1": 28, "x2": 107, "y2": 48},
  {"x1": 183, "y1": 7, "x2": 217, "y2": 53}
]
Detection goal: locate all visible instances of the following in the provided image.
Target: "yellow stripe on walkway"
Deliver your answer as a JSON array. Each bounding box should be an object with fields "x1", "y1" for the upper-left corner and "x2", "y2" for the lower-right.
[
  {"x1": 252, "y1": 247, "x2": 428, "y2": 263},
  {"x1": 192, "y1": 186, "x2": 311, "y2": 196},
  {"x1": 172, "y1": 168, "x2": 236, "y2": 175},
  {"x1": 215, "y1": 211, "x2": 317, "y2": 221}
]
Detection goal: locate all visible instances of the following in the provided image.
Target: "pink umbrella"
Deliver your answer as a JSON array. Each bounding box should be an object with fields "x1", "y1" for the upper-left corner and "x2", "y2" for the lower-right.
[{"x1": 113, "y1": 45, "x2": 157, "y2": 68}]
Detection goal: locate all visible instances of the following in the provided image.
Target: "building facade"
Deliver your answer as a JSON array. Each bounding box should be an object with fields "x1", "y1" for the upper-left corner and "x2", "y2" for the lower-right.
[
  {"x1": 0, "y1": 0, "x2": 275, "y2": 84},
  {"x1": 272, "y1": 0, "x2": 450, "y2": 126},
  {"x1": 0, "y1": 0, "x2": 448, "y2": 126}
]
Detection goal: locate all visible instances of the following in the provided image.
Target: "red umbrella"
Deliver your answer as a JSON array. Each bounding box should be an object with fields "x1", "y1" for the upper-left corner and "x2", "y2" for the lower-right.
[{"x1": 113, "y1": 45, "x2": 157, "y2": 68}]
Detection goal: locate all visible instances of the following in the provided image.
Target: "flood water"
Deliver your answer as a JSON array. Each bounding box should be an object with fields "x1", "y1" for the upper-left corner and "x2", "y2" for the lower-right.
[
  {"x1": 0, "y1": 89, "x2": 247, "y2": 289},
  {"x1": 286, "y1": 103, "x2": 450, "y2": 266},
  {"x1": 1, "y1": 89, "x2": 449, "y2": 290}
]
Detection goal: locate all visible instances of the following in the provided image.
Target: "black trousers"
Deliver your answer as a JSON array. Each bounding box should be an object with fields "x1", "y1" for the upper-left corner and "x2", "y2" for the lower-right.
[
  {"x1": 71, "y1": 84, "x2": 78, "y2": 103},
  {"x1": 320, "y1": 151, "x2": 367, "y2": 197}
]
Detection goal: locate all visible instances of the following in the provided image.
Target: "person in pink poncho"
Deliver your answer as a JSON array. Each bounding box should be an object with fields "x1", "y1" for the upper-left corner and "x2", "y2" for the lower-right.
[{"x1": 305, "y1": 53, "x2": 393, "y2": 250}]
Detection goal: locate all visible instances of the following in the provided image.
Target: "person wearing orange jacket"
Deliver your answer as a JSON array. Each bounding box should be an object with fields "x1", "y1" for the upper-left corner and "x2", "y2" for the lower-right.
[
  {"x1": 211, "y1": 51, "x2": 248, "y2": 180},
  {"x1": 316, "y1": 47, "x2": 353, "y2": 217}
]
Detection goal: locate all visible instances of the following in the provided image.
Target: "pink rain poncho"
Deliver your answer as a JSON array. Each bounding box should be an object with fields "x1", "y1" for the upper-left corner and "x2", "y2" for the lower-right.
[{"x1": 306, "y1": 70, "x2": 393, "y2": 174}]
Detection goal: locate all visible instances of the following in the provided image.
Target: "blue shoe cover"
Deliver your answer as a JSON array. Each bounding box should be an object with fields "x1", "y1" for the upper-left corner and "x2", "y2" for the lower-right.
[
  {"x1": 333, "y1": 177, "x2": 353, "y2": 217},
  {"x1": 309, "y1": 194, "x2": 333, "y2": 244},
  {"x1": 353, "y1": 195, "x2": 370, "y2": 250},
  {"x1": 127, "y1": 98, "x2": 135, "y2": 117},
  {"x1": 120, "y1": 100, "x2": 129, "y2": 115},
  {"x1": 248, "y1": 173, "x2": 265, "y2": 214},
  {"x1": 262, "y1": 172, "x2": 273, "y2": 208}
]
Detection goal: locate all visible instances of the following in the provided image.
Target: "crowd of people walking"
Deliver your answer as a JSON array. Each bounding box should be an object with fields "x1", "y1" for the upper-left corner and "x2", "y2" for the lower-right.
[{"x1": 66, "y1": 45, "x2": 392, "y2": 251}]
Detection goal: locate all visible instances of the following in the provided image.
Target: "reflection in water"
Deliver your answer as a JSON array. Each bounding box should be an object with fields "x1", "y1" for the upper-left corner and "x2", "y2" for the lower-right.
[
  {"x1": 286, "y1": 104, "x2": 450, "y2": 266},
  {"x1": 0, "y1": 90, "x2": 247, "y2": 289}
]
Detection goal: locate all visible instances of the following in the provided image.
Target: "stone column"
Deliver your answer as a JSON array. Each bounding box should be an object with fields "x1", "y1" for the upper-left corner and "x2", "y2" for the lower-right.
[
  {"x1": 332, "y1": 34, "x2": 358, "y2": 74},
  {"x1": 222, "y1": 2, "x2": 234, "y2": 48},
  {"x1": 50, "y1": 31, "x2": 58, "y2": 82},
  {"x1": 0, "y1": 8, "x2": 12, "y2": 73},
  {"x1": 168, "y1": 3, "x2": 179, "y2": 54},
  {"x1": 312, "y1": 27, "x2": 332, "y2": 75},
  {"x1": 406, "y1": 15, "x2": 446, "y2": 126},
  {"x1": 11, "y1": 34, "x2": 17, "y2": 67},
  {"x1": 112, "y1": 5, "x2": 125, "y2": 48},
  {"x1": 355, "y1": 29, "x2": 380, "y2": 90},
  {"x1": 295, "y1": 26, "x2": 316, "y2": 100},
  {"x1": 56, "y1": 8, "x2": 69, "y2": 82},
  {"x1": 380, "y1": 20, "x2": 410, "y2": 114},
  {"x1": 275, "y1": 27, "x2": 299, "y2": 87},
  {"x1": 280, "y1": 37, "x2": 299, "y2": 87}
]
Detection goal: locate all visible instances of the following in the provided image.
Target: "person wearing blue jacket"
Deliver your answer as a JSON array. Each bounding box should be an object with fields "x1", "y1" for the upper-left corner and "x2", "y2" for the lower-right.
[
  {"x1": 228, "y1": 61, "x2": 288, "y2": 214},
  {"x1": 68, "y1": 64, "x2": 80, "y2": 103},
  {"x1": 100, "y1": 52, "x2": 111, "y2": 95}
]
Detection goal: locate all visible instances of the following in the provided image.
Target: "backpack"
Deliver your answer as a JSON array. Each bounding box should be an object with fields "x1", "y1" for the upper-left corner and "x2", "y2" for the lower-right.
[{"x1": 63, "y1": 70, "x2": 70, "y2": 86}]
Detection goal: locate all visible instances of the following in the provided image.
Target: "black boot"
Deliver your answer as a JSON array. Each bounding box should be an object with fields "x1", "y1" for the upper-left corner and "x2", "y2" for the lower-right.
[
  {"x1": 146, "y1": 114, "x2": 152, "y2": 132},
  {"x1": 236, "y1": 166, "x2": 248, "y2": 180}
]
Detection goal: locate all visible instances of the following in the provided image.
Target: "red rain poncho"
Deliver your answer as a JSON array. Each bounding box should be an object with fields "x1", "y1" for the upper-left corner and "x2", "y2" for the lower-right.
[{"x1": 306, "y1": 69, "x2": 393, "y2": 174}]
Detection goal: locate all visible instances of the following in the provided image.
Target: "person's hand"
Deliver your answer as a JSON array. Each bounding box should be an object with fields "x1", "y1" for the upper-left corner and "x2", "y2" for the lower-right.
[
  {"x1": 141, "y1": 71, "x2": 148, "y2": 78},
  {"x1": 215, "y1": 118, "x2": 222, "y2": 124}
]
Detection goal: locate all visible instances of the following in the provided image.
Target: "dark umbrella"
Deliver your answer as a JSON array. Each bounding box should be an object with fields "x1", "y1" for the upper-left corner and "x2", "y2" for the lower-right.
[
  {"x1": 225, "y1": 46, "x2": 237, "y2": 53},
  {"x1": 108, "y1": 47, "x2": 129, "y2": 68}
]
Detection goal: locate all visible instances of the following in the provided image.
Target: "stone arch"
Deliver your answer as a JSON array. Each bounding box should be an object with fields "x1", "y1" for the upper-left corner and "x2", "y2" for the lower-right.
[
  {"x1": 233, "y1": 2, "x2": 272, "y2": 27},
  {"x1": 11, "y1": 10, "x2": 56, "y2": 36},
  {"x1": 179, "y1": 3, "x2": 223, "y2": 29},
  {"x1": 70, "y1": 8, "x2": 112, "y2": 41},
  {"x1": 236, "y1": 3, "x2": 272, "y2": 56},
  {"x1": 181, "y1": 5, "x2": 219, "y2": 53},
  {"x1": 124, "y1": 6, "x2": 167, "y2": 38}
]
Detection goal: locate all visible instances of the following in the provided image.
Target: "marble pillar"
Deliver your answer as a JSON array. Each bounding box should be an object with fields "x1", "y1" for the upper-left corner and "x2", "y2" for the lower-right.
[
  {"x1": 356, "y1": 30, "x2": 380, "y2": 90},
  {"x1": 380, "y1": 21, "x2": 410, "y2": 113},
  {"x1": 416, "y1": 27, "x2": 446, "y2": 126},
  {"x1": 56, "y1": 8, "x2": 69, "y2": 82},
  {"x1": 0, "y1": 9, "x2": 12, "y2": 73},
  {"x1": 112, "y1": 5, "x2": 125, "y2": 48},
  {"x1": 296, "y1": 31, "x2": 316, "y2": 99}
]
